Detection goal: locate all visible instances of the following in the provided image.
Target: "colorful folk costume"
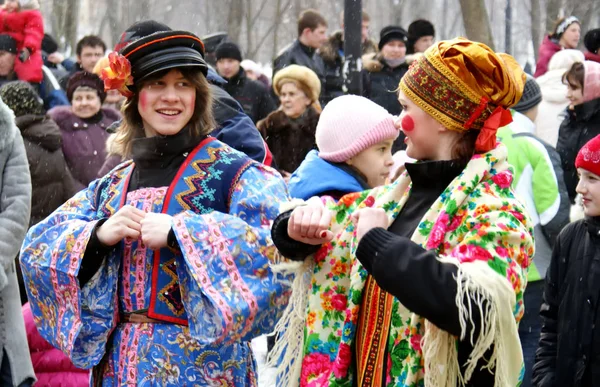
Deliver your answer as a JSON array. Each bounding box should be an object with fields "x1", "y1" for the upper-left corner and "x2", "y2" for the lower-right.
[
  {"x1": 270, "y1": 38, "x2": 533, "y2": 386},
  {"x1": 19, "y1": 27, "x2": 292, "y2": 386}
]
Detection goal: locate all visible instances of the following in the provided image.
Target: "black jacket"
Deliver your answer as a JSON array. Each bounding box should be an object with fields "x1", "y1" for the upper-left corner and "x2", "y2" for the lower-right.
[
  {"x1": 556, "y1": 98, "x2": 600, "y2": 203},
  {"x1": 221, "y1": 68, "x2": 276, "y2": 124},
  {"x1": 272, "y1": 160, "x2": 495, "y2": 386},
  {"x1": 532, "y1": 219, "x2": 600, "y2": 386},
  {"x1": 362, "y1": 53, "x2": 409, "y2": 116},
  {"x1": 273, "y1": 40, "x2": 325, "y2": 100},
  {"x1": 319, "y1": 31, "x2": 378, "y2": 106}
]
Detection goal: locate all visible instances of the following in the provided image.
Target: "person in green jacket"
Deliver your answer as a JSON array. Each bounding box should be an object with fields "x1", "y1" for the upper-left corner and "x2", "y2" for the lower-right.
[{"x1": 496, "y1": 74, "x2": 570, "y2": 387}]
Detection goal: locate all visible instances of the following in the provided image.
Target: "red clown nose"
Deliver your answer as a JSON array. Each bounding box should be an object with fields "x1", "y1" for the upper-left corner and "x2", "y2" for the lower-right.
[{"x1": 401, "y1": 115, "x2": 415, "y2": 132}]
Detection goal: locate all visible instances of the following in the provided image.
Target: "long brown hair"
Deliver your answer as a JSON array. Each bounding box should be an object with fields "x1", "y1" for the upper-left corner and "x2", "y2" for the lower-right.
[
  {"x1": 452, "y1": 130, "x2": 479, "y2": 161},
  {"x1": 110, "y1": 67, "x2": 215, "y2": 158},
  {"x1": 563, "y1": 61, "x2": 585, "y2": 92}
]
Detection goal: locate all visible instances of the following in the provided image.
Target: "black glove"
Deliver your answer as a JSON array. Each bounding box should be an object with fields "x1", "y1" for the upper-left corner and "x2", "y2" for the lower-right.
[{"x1": 19, "y1": 48, "x2": 30, "y2": 62}]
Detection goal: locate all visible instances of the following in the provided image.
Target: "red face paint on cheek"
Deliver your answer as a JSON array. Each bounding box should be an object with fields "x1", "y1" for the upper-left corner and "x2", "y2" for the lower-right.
[
  {"x1": 401, "y1": 114, "x2": 415, "y2": 132},
  {"x1": 138, "y1": 90, "x2": 148, "y2": 111}
]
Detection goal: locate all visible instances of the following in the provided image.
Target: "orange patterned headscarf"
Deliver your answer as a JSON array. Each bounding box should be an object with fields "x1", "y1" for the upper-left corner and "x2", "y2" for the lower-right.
[{"x1": 399, "y1": 38, "x2": 526, "y2": 152}]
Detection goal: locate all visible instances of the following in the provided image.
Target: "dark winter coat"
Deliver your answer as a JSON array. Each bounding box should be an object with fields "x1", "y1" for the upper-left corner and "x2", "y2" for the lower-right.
[
  {"x1": 535, "y1": 36, "x2": 562, "y2": 78},
  {"x1": 48, "y1": 106, "x2": 120, "y2": 189},
  {"x1": 0, "y1": 8, "x2": 44, "y2": 83},
  {"x1": 273, "y1": 40, "x2": 326, "y2": 99},
  {"x1": 532, "y1": 218, "x2": 600, "y2": 386},
  {"x1": 319, "y1": 31, "x2": 378, "y2": 105},
  {"x1": 361, "y1": 52, "x2": 409, "y2": 116},
  {"x1": 222, "y1": 68, "x2": 276, "y2": 124},
  {"x1": 17, "y1": 114, "x2": 76, "y2": 226},
  {"x1": 257, "y1": 107, "x2": 319, "y2": 174},
  {"x1": 556, "y1": 98, "x2": 600, "y2": 203}
]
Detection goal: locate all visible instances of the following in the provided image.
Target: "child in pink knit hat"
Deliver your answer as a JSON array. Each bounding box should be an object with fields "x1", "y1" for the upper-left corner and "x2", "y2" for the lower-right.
[{"x1": 288, "y1": 95, "x2": 399, "y2": 200}]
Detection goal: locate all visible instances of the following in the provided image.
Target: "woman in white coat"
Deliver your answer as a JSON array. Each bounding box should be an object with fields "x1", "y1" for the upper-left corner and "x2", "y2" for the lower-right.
[{"x1": 535, "y1": 49, "x2": 585, "y2": 147}]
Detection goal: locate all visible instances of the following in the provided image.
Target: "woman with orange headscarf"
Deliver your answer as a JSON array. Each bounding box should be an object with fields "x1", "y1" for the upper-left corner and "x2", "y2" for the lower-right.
[{"x1": 269, "y1": 38, "x2": 532, "y2": 386}]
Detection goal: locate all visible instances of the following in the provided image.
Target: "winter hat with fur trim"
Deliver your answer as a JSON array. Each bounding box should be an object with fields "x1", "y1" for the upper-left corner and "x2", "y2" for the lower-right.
[
  {"x1": 316, "y1": 95, "x2": 399, "y2": 162},
  {"x1": 576, "y1": 134, "x2": 600, "y2": 176}
]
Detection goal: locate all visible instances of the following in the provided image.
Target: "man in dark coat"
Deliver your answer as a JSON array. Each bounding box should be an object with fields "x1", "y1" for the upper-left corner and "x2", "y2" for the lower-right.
[
  {"x1": 215, "y1": 42, "x2": 276, "y2": 124},
  {"x1": 319, "y1": 11, "x2": 378, "y2": 105},
  {"x1": 273, "y1": 9, "x2": 328, "y2": 102}
]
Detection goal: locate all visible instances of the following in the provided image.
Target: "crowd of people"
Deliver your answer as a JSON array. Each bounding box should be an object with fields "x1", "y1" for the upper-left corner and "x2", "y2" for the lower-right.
[{"x1": 0, "y1": 0, "x2": 599, "y2": 385}]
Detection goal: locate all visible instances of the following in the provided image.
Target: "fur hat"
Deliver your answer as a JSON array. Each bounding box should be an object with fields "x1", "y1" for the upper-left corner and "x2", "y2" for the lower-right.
[
  {"x1": 548, "y1": 49, "x2": 585, "y2": 72},
  {"x1": 584, "y1": 28, "x2": 600, "y2": 55},
  {"x1": 0, "y1": 81, "x2": 44, "y2": 117},
  {"x1": 67, "y1": 71, "x2": 107, "y2": 103},
  {"x1": 378, "y1": 26, "x2": 408, "y2": 50},
  {"x1": 273, "y1": 65, "x2": 321, "y2": 109},
  {"x1": 576, "y1": 134, "x2": 600, "y2": 176},
  {"x1": 42, "y1": 34, "x2": 59, "y2": 55},
  {"x1": 408, "y1": 19, "x2": 435, "y2": 41},
  {"x1": 316, "y1": 95, "x2": 398, "y2": 162}
]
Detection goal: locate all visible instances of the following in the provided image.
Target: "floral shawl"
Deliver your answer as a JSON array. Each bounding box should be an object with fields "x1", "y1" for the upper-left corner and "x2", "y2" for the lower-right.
[{"x1": 271, "y1": 144, "x2": 534, "y2": 387}]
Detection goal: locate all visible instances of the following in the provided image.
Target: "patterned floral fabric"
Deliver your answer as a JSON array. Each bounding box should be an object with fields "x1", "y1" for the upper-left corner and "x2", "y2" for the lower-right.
[
  {"x1": 19, "y1": 147, "x2": 292, "y2": 386},
  {"x1": 284, "y1": 144, "x2": 534, "y2": 387}
]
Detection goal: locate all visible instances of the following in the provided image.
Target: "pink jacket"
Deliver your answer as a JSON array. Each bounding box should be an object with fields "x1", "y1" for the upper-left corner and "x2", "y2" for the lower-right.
[
  {"x1": 534, "y1": 36, "x2": 562, "y2": 78},
  {"x1": 23, "y1": 303, "x2": 90, "y2": 386}
]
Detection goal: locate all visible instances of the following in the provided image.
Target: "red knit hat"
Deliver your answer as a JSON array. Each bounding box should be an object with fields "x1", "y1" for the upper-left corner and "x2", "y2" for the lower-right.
[{"x1": 576, "y1": 135, "x2": 600, "y2": 176}]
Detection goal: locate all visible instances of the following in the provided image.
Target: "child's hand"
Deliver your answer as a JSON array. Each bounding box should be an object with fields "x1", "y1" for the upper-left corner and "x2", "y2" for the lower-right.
[{"x1": 19, "y1": 48, "x2": 30, "y2": 62}]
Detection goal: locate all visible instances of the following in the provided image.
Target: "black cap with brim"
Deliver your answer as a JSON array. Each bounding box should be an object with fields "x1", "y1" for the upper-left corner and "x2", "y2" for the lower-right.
[{"x1": 120, "y1": 30, "x2": 208, "y2": 84}]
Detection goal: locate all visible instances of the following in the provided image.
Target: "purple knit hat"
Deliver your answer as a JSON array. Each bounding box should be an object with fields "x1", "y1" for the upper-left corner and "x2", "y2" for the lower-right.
[{"x1": 316, "y1": 95, "x2": 399, "y2": 162}]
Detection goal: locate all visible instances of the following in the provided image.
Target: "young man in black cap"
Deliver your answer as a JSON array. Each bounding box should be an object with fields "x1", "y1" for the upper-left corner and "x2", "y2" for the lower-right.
[
  {"x1": 407, "y1": 19, "x2": 435, "y2": 55},
  {"x1": 215, "y1": 42, "x2": 275, "y2": 124},
  {"x1": 273, "y1": 9, "x2": 328, "y2": 101},
  {"x1": 584, "y1": 28, "x2": 600, "y2": 63}
]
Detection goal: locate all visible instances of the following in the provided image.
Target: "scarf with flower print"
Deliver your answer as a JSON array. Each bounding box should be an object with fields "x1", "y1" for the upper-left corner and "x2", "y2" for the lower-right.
[{"x1": 270, "y1": 144, "x2": 534, "y2": 387}]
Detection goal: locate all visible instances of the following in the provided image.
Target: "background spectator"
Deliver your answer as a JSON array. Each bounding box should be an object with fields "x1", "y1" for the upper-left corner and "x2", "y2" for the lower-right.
[
  {"x1": 0, "y1": 34, "x2": 19, "y2": 87},
  {"x1": 92, "y1": 55, "x2": 125, "y2": 111},
  {"x1": 535, "y1": 49, "x2": 585, "y2": 147},
  {"x1": 319, "y1": 11, "x2": 377, "y2": 105},
  {"x1": 59, "y1": 35, "x2": 106, "y2": 89},
  {"x1": 0, "y1": 80, "x2": 77, "y2": 304},
  {"x1": 41, "y1": 33, "x2": 75, "y2": 81},
  {"x1": 497, "y1": 75, "x2": 570, "y2": 387},
  {"x1": 22, "y1": 303, "x2": 89, "y2": 386},
  {"x1": 0, "y1": 0, "x2": 44, "y2": 86},
  {"x1": 240, "y1": 59, "x2": 270, "y2": 89},
  {"x1": 0, "y1": 95, "x2": 34, "y2": 387},
  {"x1": 258, "y1": 64, "x2": 320, "y2": 179},
  {"x1": 49, "y1": 71, "x2": 119, "y2": 189},
  {"x1": 584, "y1": 28, "x2": 600, "y2": 63},
  {"x1": 273, "y1": 9, "x2": 327, "y2": 102},
  {"x1": 534, "y1": 16, "x2": 580, "y2": 77},
  {"x1": 215, "y1": 42, "x2": 276, "y2": 123},
  {"x1": 557, "y1": 61, "x2": 600, "y2": 203},
  {"x1": 406, "y1": 19, "x2": 435, "y2": 54}
]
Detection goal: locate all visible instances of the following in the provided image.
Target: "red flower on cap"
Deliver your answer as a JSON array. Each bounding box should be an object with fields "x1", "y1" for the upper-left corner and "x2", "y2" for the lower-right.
[{"x1": 100, "y1": 52, "x2": 134, "y2": 98}]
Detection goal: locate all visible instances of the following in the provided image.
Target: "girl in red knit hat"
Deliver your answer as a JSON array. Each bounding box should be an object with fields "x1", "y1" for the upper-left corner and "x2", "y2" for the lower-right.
[{"x1": 533, "y1": 134, "x2": 600, "y2": 385}]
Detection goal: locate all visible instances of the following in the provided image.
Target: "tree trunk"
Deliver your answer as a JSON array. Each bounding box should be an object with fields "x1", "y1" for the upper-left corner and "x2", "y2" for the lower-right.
[
  {"x1": 545, "y1": 0, "x2": 563, "y2": 35},
  {"x1": 272, "y1": 0, "x2": 284, "y2": 60},
  {"x1": 227, "y1": 0, "x2": 244, "y2": 43},
  {"x1": 530, "y1": 0, "x2": 542, "y2": 62},
  {"x1": 458, "y1": 0, "x2": 495, "y2": 50},
  {"x1": 64, "y1": 0, "x2": 80, "y2": 53}
]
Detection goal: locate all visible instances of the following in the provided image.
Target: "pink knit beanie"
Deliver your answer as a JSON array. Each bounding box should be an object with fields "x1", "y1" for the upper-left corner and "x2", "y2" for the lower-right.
[
  {"x1": 584, "y1": 61, "x2": 600, "y2": 103},
  {"x1": 316, "y1": 95, "x2": 399, "y2": 162}
]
